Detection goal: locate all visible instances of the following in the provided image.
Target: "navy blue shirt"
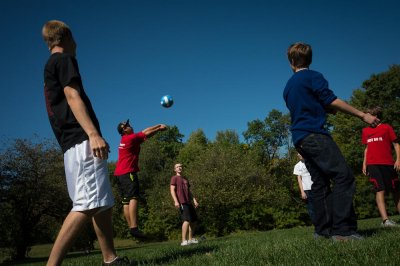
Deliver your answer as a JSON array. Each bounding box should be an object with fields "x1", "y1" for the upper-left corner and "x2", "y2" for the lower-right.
[{"x1": 283, "y1": 69, "x2": 337, "y2": 146}]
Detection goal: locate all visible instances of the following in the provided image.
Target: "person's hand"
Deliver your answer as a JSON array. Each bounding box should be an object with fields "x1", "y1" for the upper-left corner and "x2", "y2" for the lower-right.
[
  {"x1": 362, "y1": 113, "x2": 380, "y2": 127},
  {"x1": 174, "y1": 202, "x2": 180, "y2": 209},
  {"x1": 89, "y1": 134, "x2": 110, "y2": 160},
  {"x1": 362, "y1": 165, "x2": 367, "y2": 175},
  {"x1": 193, "y1": 199, "x2": 199, "y2": 208},
  {"x1": 301, "y1": 191, "x2": 307, "y2": 200},
  {"x1": 160, "y1": 124, "x2": 168, "y2": 130},
  {"x1": 394, "y1": 160, "x2": 400, "y2": 172}
]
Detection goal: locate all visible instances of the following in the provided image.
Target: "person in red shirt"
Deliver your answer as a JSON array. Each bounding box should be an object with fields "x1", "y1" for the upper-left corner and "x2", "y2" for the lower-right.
[
  {"x1": 170, "y1": 163, "x2": 199, "y2": 246},
  {"x1": 362, "y1": 107, "x2": 400, "y2": 227},
  {"x1": 114, "y1": 119, "x2": 167, "y2": 239}
]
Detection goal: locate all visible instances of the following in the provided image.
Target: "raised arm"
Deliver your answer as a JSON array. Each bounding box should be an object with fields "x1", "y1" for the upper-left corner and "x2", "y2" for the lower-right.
[
  {"x1": 64, "y1": 82, "x2": 109, "y2": 159},
  {"x1": 142, "y1": 124, "x2": 167, "y2": 138},
  {"x1": 329, "y1": 99, "x2": 380, "y2": 127}
]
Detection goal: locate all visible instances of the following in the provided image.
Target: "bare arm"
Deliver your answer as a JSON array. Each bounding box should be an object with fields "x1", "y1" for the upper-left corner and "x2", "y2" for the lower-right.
[
  {"x1": 189, "y1": 191, "x2": 199, "y2": 208},
  {"x1": 329, "y1": 99, "x2": 380, "y2": 127},
  {"x1": 142, "y1": 124, "x2": 167, "y2": 138},
  {"x1": 393, "y1": 142, "x2": 400, "y2": 171},
  {"x1": 362, "y1": 147, "x2": 368, "y2": 175},
  {"x1": 64, "y1": 83, "x2": 109, "y2": 159},
  {"x1": 297, "y1": 175, "x2": 307, "y2": 200},
  {"x1": 170, "y1": 185, "x2": 180, "y2": 208}
]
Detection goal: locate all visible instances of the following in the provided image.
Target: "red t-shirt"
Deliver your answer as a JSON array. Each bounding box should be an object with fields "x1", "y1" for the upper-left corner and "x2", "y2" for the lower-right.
[
  {"x1": 114, "y1": 132, "x2": 146, "y2": 176},
  {"x1": 170, "y1": 175, "x2": 191, "y2": 204},
  {"x1": 362, "y1": 124, "x2": 397, "y2": 165}
]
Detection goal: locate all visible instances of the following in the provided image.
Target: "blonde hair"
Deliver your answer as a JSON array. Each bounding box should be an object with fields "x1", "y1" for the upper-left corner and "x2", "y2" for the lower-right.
[
  {"x1": 42, "y1": 20, "x2": 72, "y2": 50},
  {"x1": 287, "y1": 42, "x2": 312, "y2": 68}
]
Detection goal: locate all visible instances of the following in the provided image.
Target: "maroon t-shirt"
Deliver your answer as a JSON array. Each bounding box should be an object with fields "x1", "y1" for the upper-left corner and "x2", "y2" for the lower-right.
[{"x1": 170, "y1": 175, "x2": 191, "y2": 204}]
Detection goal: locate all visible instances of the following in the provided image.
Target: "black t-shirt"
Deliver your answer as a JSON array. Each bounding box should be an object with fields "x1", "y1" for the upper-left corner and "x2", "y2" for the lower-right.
[{"x1": 44, "y1": 53, "x2": 101, "y2": 153}]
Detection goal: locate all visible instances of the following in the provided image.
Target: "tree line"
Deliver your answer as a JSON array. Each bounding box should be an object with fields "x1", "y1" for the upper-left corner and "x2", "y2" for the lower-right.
[{"x1": 1, "y1": 65, "x2": 399, "y2": 260}]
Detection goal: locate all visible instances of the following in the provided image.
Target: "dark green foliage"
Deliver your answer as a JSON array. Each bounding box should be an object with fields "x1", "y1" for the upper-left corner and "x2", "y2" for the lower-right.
[{"x1": 0, "y1": 137, "x2": 69, "y2": 259}]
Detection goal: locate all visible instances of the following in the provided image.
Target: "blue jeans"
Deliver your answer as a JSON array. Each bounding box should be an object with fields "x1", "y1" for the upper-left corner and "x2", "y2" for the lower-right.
[
  {"x1": 296, "y1": 134, "x2": 357, "y2": 236},
  {"x1": 304, "y1": 190, "x2": 315, "y2": 225}
]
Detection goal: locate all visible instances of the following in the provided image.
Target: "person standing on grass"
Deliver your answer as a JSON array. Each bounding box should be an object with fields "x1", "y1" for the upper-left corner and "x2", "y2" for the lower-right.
[
  {"x1": 283, "y1": 42, "x2": 380, "y2": 241},
  {"x1": 362, "y1": 106, "x2": 400, "y2": 227},
  {"x1": 294, "y1": 153, "x2": 315, "y2": 224},
  {"x1": 42, "y1": 20, "x2": 130, "y2": 266},
  {"x1": 170, "y1": 163, "x2": 200, "y2": 246},
  {"x1": 114, "y1": 119, "x2": 167, "y2": 240}
]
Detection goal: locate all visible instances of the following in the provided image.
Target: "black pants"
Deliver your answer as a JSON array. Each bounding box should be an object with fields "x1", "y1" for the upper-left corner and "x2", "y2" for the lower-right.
[{"x1": 296, "y1": 134, "x2": 357, "y2": 236}]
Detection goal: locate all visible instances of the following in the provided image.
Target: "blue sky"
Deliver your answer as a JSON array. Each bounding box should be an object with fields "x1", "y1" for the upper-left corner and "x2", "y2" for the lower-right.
[{"x1": 0, "y1": 0, "x2": 399, "y2": 161}]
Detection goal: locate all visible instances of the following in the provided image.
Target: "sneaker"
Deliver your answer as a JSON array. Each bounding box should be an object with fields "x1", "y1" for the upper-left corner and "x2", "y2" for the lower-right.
[
  {"x1": 130, "y1": 228, "x2": 147, "y2": 239},
  {"x1": 181, "y1": 240, "x2": 190, "y2": 246},
  {"x1": 102, "y1": 256, "x2": 131, "y2": 266},
  {"x1": 331, "y1": 233, "x2": 364, "y2": 242},
  {"x1": 188, "y1": 238, "x2": 199, "y2": 244},
  {"x1": 381, "y1": 219, "x2": 398, "y2": 227}
]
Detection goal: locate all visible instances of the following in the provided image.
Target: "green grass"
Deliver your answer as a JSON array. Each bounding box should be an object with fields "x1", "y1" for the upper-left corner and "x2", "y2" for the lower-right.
[{"x1": 3, "y1": 216, "x2": 400, "y2": 265}]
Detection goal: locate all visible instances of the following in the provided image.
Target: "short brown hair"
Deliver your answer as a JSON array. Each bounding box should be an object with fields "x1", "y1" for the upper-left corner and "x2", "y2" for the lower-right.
[
  {"x1": 366, "y1": 106, "x2": 383, "y2": 119},
  {"x1": 42, "y1": 20, "x2": 72, "y2": 50},
  {"x1": 287, "y1": 42, "x2": 312, "y2": 68}
]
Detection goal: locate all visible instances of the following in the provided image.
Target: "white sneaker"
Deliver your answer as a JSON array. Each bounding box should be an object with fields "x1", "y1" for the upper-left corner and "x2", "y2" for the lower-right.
[
  {"x1": 381, "y1": 219, "x2": 398, "y2": 227},
  {"x1": 188, "y1": 238, "x2": 199, "y2": 244},
  {"x1": 181, "y1": 240, "x2": 190, "y2": 246}
]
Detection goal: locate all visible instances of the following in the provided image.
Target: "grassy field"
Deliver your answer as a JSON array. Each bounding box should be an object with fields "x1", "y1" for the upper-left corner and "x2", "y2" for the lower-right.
[{"x1": 2, "y1": 216, "x2": 400, "y2": 266}]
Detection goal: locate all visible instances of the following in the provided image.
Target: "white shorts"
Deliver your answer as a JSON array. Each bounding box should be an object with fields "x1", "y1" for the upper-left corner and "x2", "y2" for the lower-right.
[{"x1": 64, "y1": 140, "x2": 115, "y2": 212}]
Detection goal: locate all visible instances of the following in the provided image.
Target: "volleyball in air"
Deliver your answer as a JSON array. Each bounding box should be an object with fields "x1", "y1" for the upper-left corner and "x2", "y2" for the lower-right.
[{"x1": 160, "y1": 95, "x2": 174, "y2": 108}]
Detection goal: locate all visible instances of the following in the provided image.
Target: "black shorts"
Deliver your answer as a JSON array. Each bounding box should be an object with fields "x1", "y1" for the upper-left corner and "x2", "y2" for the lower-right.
[
  {"x1": 179, "y1": 203, "x2": 198, "y2": 222},
  {"x1": 367, "y1": 165, "x2": 399, "y2": 192},
  {"x1": 115, "y1": 172, "x2": 139, "y2": 205}
]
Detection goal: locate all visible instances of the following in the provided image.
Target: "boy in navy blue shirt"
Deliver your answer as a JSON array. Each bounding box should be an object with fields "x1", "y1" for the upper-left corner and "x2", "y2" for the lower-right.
[{"x1": 283, "y1": 42, "x2": 379, "y2": 241}]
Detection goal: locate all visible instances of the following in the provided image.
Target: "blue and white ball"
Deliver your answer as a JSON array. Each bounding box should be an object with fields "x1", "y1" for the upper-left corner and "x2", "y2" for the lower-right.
[{"x1": 160, "y1": 95, "x2": 174, "y2": 108}]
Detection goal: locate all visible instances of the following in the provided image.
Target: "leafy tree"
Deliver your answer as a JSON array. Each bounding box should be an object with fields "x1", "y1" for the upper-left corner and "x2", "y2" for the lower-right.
[
  {"x1": 185, "y1": 141, "x2": 280, "y2": 236},
  {"x1": 243, "y1": 109, "x2": 291, "y2": 165},
  {"x1": 0, "y1": 137, "x2": 69, "y2": 260},
  {"x1": 176, "y1": 129, "x2": 208, "y2": 167},
  {"x1": 215, "y1": 130, "x2": 240, "y2": 146}
]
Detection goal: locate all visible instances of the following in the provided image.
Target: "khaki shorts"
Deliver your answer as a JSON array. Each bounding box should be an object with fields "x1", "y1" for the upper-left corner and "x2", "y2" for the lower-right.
[{"x1": 64, "y1": 140, "x2": 115, "y2": 211}]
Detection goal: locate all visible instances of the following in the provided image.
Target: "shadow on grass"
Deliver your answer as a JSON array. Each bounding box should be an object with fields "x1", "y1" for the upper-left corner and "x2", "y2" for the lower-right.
[
  {"x1": 359, "y1": 226, "x2": 400, "y2": 238},
  {"x1": 0, "y1": 247, "x2": 138, "y2": 266},
  {"x1": 0, "y1": 250, "x2": 102, "y2": 265},
  {"x1": 137, "y1": 244, "x2": 218, "y2": 265}
]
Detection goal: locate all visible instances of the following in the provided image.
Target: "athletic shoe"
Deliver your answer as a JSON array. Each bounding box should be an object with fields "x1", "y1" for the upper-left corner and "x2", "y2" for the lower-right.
[
  {"x1": 188, "y1": 238, "x2": 199, "y2": 244},
  {"x1": 181, "y1": 240, "x2": 190, "y2": 246},
  {"x1": 331, "y1": 233, "x2": 364, "y2": 242},
  {"x1": 130, "y1": 228, "x2": 147, "y2": 239},
  {"x1": 381, "y1": 219, "x2": 398, "y2": 227},
  {"x1": 102, "y1": 256, "x2": 132, "y2": 265}
]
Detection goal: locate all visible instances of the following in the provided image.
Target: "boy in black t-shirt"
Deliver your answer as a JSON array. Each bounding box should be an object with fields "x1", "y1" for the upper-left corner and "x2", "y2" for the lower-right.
[{"x1": 42, "y1": 20, "x2": 130, "y2": 266}]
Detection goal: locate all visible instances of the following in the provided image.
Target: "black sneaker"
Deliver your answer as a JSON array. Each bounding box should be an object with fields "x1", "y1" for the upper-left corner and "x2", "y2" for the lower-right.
[
  {"x1": 130, "y1": 228, "x2": 147, "y2": 239},
  {"x1": 102, "y1": 256, "x2": 132, "y2": 266}
]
